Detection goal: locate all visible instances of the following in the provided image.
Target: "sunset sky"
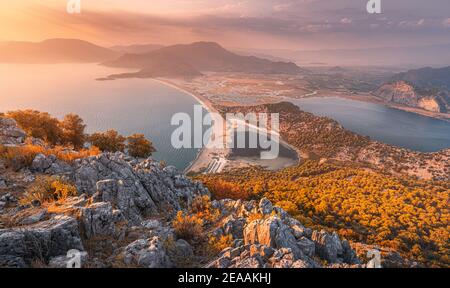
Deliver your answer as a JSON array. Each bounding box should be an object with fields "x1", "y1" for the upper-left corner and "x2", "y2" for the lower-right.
[{"x1": 1, "y1": 0, "x2": 450, "y2": 50}]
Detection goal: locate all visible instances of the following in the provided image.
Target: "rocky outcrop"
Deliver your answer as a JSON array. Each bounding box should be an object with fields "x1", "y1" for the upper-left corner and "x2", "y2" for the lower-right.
[
  {"x1": 0, "y1": 117, "x2": 27, "y2": 146},
  {"x1": 207, "y1": 198, "x2": 361, "y2": 268},
  {"x1": 373, "y1": 81, "x2": 448, "y2": 113},
  {"x1": 0, "y1": 215, "x2": 84, "y2": 266},
  {"x1": 29, "y1": 152, "x2": 209, "y2": 225},
  {"x1": 122, "y1": 236, "x2": 172, "y2": 268}
]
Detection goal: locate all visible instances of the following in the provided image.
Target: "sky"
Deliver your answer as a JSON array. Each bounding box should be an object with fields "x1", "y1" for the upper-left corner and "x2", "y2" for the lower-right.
[{"x1": 1, "y1": 0, "x2": 449, "y2": 50}]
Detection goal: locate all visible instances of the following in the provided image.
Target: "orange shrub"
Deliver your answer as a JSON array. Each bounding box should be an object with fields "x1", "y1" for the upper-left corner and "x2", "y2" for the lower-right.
[
  {"x1": 173, "y1": 211, "x2": 204, "y2": 243},
  {"x1": 208, "y1": 235, "x2": 233, "y2": 254},
  {"x1": 21, "y1": 176, "x2": 78, "y2": 205},
  {"x1": 201, "y1": 179, "x2": 252, "y2": 200}
]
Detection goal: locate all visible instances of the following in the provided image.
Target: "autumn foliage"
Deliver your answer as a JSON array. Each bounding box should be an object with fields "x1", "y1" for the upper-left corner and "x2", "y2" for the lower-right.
[{"x1": 196, "y1": 161, "x2": 450, "y2": 267}]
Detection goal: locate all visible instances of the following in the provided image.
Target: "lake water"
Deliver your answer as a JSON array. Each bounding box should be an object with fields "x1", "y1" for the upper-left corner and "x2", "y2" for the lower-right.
[
  {"x1": 0, "y1": 64, "x2": 205, "y2": 170},
  {"x1": 293, "y1": 97, "x2": 450, "y2": 152}
]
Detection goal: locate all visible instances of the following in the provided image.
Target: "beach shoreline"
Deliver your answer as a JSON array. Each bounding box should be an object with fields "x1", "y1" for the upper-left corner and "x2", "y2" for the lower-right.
[
  {"x1": 154, "y1": 78, "x2": 231, "y2": 174},
  {"x1": 155, "y1": 78, "x2": 301, "y2": 174}
]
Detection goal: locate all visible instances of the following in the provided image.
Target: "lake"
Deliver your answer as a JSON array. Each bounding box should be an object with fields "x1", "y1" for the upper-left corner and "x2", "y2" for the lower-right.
[
  {"x1": 293, "y1": 97, "x2": 450, "y2": 152},
  {"x1": 0, "y1": 64, "x2": 206, "y2": 170}
]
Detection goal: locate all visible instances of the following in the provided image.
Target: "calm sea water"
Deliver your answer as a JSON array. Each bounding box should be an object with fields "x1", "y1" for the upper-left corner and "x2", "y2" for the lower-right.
[
  {"x1": 0, "y1": 64, "x2": 205, "y2": 170},
  {"x1": 293, "y1": 97, "x2": 450, "y2": 152}
]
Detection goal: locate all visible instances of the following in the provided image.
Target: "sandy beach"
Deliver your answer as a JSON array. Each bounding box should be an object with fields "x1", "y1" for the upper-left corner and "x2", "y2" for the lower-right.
[
  {"x1": 155, "y1": 78, "x2": 231, "y2": 174},
  {"x1": 155, "y1": 78, "x2": 301, "y2": 174}
]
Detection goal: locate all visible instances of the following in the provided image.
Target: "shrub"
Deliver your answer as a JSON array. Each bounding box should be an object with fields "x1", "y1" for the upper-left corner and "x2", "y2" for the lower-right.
[
  {"x1": 89, "y1": 130, "x2": 126, "y2": 152},
  {"x1": 275, "y1": 200, "x2": 298, "y2": 216},
  {"x1": 60, "y1": 114, "x2": 87, "y2": 149},
  {"x1": 0, "y1": 144, "x2": 44, "y2": 171},
  {"x1": 7, "y1": 110, "x2": 63, "y2": 145},
  {"x1": 21, "y1": 176, "x2": 78, "y2": 205},
  {"x1": 173, "y1": 211, "x2": 203, "y2": 243},
  {"x1": 200, "y1": 179, "x2": 252, "y2": 200},
  {"x1": 189, "y1": 195, "x2": 220, "y2": 223},
  {"x1": 126, "y1": 134, "x2": 156, "y2": 158},
  {"x1": 208, "y1": 235, "x2": 233, "y2": 254}
]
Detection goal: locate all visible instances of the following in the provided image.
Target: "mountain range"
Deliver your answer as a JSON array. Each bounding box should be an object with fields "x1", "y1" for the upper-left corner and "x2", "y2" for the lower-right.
[
  {"x1": 104, "y1": 41, "x2": 305, "y2": 76},
  {"x1": 0, "y1": 39, "x2": 119, "y2": 63},
  {"x1": 0, "y1": 39, "x2": 305, "y2": 77}
]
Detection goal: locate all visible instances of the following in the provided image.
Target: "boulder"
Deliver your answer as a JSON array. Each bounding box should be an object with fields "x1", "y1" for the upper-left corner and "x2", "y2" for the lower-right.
[
  {"x1": 297, "y1": 237, "x2": 316, "y2": 258},
  {"x1": 258, "y1": 198, "x2": 273, "y2": 215},
  {"x1": 0, "y1": 215, "x2": 84, "y2": 265},
  {"x1": 122, "y1": 236, "x2": 172, "y2": 268},
  {"x1": 78, "y1": 202, "x2": 116, "y2": 239},
  {"x1": 311, "y1": 230, "x2": 343, "y2": 263},
  {"x1": 20, "y1": 210, "x2": 48, "y2": 225},
  {"x1": 222, "y1": 215, "x2": 245, "y2": 240},
  {"x1": 0, "y1": 117, "x2": 27, "y2": 145},
  {"x1": 31, "y1": 154, "x2": 53, "y2": 172},
  {"x1": 244, "y1": 216, "x2": 303, "y2": 260}
]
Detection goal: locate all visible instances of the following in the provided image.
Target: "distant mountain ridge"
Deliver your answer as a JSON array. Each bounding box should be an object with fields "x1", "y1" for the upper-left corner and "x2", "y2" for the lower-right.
[
  {"x1": 391, "y1": 66, "x2": 450, "y2": 90},
  {"x1": 110, "y1": 43, "x2": 165, "y2": 54},
  {"x1": 104, "y1": 42, "x2": 305, "y2": 76},
  {"x1": 0, "y1": 39, "x2": 119, "y2": 63},
  {"x1": 373, "y1": 66, "x2": 450, "y2": 113}
]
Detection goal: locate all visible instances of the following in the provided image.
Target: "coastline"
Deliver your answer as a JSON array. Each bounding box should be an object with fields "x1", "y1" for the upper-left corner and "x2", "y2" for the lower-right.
[
  {"x1": 294, "y1": 92, "x2": 450, "y2": 122},
  {"x1": 154, "y1": 78, "x2": 231, "y2": 174},
  {"x1": 155, "y1": 78, "x2": 301, "y2": 174}
]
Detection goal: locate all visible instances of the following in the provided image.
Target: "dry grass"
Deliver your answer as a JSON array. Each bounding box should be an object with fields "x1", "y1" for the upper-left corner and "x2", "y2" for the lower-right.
[
  {"x1": 208, "y1": 234, "x2": 233, "y2": 254},
  {"x1": 0, "y1": 144, "x2": 100, "y2": 171},
  {"x1": 20, "y1": 176, "x2": 78, "y2": 206},
  {"x1": 173, "y1": 211, "x2": 204, "y2": 243},
  {"x1": 190, "y1": 195, "x2": 220, "y2": 223}
]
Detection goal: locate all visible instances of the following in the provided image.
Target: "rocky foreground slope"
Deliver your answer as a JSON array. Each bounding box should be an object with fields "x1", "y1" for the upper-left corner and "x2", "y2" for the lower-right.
[{"x1": 0, "y1": 116, "x2": 386, "y2": 268}]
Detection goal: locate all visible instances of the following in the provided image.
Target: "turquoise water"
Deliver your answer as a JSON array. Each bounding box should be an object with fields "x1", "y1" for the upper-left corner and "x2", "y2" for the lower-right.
[
  {"x1": 293, "y1": 97, "x2": 450, "y2": 152},
  {"x1": 0, "y1": 64, "x2": 206, "y2": 170}
]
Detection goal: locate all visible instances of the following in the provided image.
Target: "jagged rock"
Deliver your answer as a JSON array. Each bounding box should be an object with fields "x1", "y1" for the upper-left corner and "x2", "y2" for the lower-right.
[
  {"x1": 258, "y1": 198, "x2": 273, "y2": 215},
  {"x1": 141, "y1": 219, "x2": 161, "y2": 230},
  {"x1": 0, "y1": 179, "x2": 7, "y2": 189},
  {"x1": 244, "y1": 216, "x2": 303, "y2": 260},
  {"x1": 20, "y1": 210, "x2": 48, "y2": 225},
  {"x1": 72, "y1": 153, "x2": 209, "y2": 225},
  {"x1": 297, "y1": 237, "x2": 315, "y2": 258},
  {"x1": 233, "y1": 256, "x2": 263, "y2": 268},
  {"x1": 166, "y1": 239, "x2": 194, "y2": 267},
  {"x1": 341, "y1": 239, "x2": 360, "y2": 264},
  {"x1": 122, "y1": 236, "x2": 172, "y2": 268},
  {"x1": 0, "y1": 255, "x2": 27, "y2": 268},
  {"x1": 78, "y1": 202, "x2": 116, "y2": 239},
  {"x1": 291, "y1": 259, "x2": 314, "y2": 268},
  {"x1": 48, "y1": 251, "x2": 89, "y2": 268},
  {"x1": 0, "y1": 193, "x2": 17, "y2": 205},
  {"x1": 31, "y1": 154, "x2": 54, "y2": 172},
  {"x1": 249, "y1": 244, "x2": 275, "y2": 260},
  {"x1": 0, "y1": 215, "x2": 84, "y2": 265},
  {"x1": 0, "y1": 117, "x2": 27, "y2": 145},
  {"x1": 222, "y1": 215, "x2": 245, "y2": 239},
  {"x1": 311, "y1": 230, "x2": 343, "y2": 263}
]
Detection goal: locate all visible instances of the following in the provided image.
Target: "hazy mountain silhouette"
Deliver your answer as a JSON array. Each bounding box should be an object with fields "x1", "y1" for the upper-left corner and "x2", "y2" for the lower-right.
[
  {"x1": 105, "y1": 42, "x2": 305, "y2": 75},
  {"x1": 110, "y1": 43, "x2": 165, "y2": 54},
  {"x1": 0, "y1": 39, "x2": 119, "y2": 63},
  {"x1": 391, "y1": 66, "x2": 450, "y2": 89}
]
